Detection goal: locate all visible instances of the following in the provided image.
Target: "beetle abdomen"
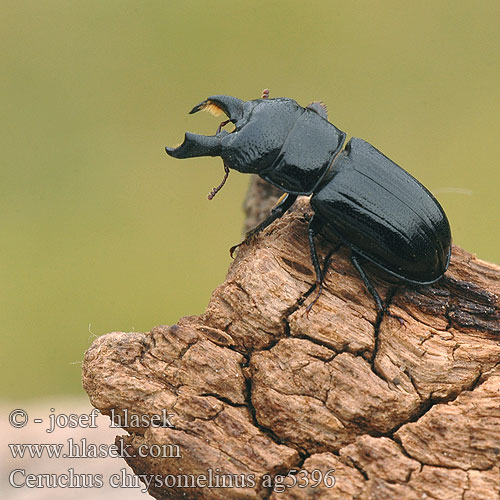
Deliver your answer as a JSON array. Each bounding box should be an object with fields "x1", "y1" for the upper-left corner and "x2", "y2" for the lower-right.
[{"x1": 311, "y1": 138, "x2": 452, "y2": 284}]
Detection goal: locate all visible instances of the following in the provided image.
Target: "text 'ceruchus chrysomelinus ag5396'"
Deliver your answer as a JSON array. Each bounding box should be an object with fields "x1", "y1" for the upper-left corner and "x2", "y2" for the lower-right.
[{"x1": 166, "y1": 90, "x2": 452, "y2": 316}]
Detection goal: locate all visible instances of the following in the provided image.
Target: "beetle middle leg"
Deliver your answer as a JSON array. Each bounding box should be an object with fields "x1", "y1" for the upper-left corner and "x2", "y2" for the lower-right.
[
  {"x1": 305, "y1": 214, "x2": 336, "y2": 313},
  {"x1": 230, "y1": 192, "x2": 298, "y2": 257},
  {"x1": 350, "y1": 253, "x2": 384, "y2": 313}
]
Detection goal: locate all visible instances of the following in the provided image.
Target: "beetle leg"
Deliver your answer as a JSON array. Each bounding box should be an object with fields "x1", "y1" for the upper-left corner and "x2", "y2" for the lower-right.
[
  {"x1": 305, "y1": 215, "x2": 328, "y2": 314},
  {"x1": 307, "y1": 101, "x2": 328, "y2": 120},
  {"x1": 350, "y1": 253, "x2": 384, "y2": 313},
  {"x1": 229, "y1": 192, "x2": 297, "y2": 257},
  {"x1": 308, "y1": 215, "x2": 324, "y2": 286}
]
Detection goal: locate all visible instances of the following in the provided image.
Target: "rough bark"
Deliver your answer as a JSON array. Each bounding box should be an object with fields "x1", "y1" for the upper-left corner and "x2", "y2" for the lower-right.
[{"x1": 82, "y1": 176, "x2": 500, "y2": 500}]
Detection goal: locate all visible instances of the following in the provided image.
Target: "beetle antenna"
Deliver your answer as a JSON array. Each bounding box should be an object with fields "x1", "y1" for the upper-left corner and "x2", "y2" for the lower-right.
[
  {"x1": 207, "y1": 162, "x2": 230, "y2": 200},
  {"x1": 216, "y1": 119, "x2": 230, "y2": 134}
]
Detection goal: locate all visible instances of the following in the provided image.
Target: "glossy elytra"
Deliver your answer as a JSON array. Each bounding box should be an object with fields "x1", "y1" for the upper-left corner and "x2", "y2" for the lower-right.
[{"x1": 166, "y1": 90, "x2": 452, "y2": 314}]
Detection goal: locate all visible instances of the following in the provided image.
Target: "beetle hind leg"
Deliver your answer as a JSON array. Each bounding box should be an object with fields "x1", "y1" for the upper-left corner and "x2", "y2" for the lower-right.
[
  {"x1": 350, "y1": 253, "x2": 384, "y2": 313},
  {"x1": 216, "y1": 120, "x2": 230, "y2": 134}
]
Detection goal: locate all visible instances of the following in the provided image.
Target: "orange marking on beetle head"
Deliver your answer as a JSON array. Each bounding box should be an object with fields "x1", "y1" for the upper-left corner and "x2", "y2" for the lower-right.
[{"x1": 201, "y1": 102, "x2": 224, "y2": 117}]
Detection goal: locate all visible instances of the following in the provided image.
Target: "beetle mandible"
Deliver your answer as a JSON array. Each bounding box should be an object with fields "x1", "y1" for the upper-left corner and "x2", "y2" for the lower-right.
[{"x1": 166, "y1": 90, "x2": 452, "y2": 314}]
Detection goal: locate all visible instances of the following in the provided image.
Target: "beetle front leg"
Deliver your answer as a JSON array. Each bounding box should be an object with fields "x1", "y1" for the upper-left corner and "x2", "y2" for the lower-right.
[{"x1": 230, "y1": 192, "x2": 298, "y2": 257}]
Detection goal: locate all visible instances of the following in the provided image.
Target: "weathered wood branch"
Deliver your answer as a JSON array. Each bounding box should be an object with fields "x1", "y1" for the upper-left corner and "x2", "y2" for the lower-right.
[{"x1": 83, "y1": 176, "x2": 500, "y2": 499}]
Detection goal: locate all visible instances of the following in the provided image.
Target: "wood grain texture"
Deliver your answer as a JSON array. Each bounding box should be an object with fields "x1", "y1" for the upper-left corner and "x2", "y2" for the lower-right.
[{"x1": 83, "y1": 178, "x2": 500, "y2": 499}]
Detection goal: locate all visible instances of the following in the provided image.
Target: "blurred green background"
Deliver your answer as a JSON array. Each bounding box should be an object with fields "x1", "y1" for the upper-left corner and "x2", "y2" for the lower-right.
[{"x1": 1, "y1": 0, "x2": 499, "y2": 401}]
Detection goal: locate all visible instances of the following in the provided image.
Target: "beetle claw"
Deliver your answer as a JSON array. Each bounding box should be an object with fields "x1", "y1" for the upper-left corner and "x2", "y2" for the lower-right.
[
  {"x1": 229, "y1": 232, "x2": 256, "y2": 257},
  {"x1": 304, "y1": 301, "x2": 314, "y2": 317},
  {"x1": 229, "y1": 241, "x2": 243, "y2": 258},
  {"x1": 384, "y1": 308, "x2": 406, "y2": 327}
]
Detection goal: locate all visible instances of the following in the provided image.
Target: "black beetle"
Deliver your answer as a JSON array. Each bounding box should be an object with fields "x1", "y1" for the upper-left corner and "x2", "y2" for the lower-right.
[{"x1": 166, "y1": 91, "x2": 452, "y2": 313}]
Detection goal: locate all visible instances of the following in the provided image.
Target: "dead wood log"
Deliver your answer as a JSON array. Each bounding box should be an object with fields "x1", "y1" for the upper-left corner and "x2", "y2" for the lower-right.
[{"x1": 82, "y1": 176, "x2": 500, "y2": 499}]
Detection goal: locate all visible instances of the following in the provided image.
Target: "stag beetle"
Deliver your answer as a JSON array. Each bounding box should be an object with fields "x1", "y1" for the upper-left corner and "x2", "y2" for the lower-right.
[{"x1": 166, "y1": 90, "x2": 452, "y2": 314}]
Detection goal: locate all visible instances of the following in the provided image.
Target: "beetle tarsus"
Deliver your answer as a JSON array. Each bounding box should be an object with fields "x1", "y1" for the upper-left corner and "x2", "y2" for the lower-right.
[
  {"x1": 392, "y1": 313, "x2": 406, "y2": 327},
  {"x1": 229, "y1": 239, "x2": 247, "y2": 258},
  {"x1": 307, "y1": 214, "x2": 324, "y2": 280},
  {"x1": 230, "y1": 193, "x2": 298, "y2": 256},
  {"x1": 251, "y1": 193, "x2": 297, "y2": 235},
  {"x1": 306, "y1": 247, "x2": 340, "y2": 315},
  {"x1": 351, "y1": 253, "x2": 385, "y2": 314},
  {"x1": 229, "y1": 224, "x2": 265, "y2": 258}
]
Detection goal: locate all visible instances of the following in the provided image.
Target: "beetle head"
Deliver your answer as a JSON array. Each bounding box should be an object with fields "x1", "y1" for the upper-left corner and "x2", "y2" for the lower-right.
[
  {"x1": 166, "y1": 95, "x2": 303, "y2": 174},
  {"x1": 166, "y1": 94, "x2": 346, "y2": 196}
]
